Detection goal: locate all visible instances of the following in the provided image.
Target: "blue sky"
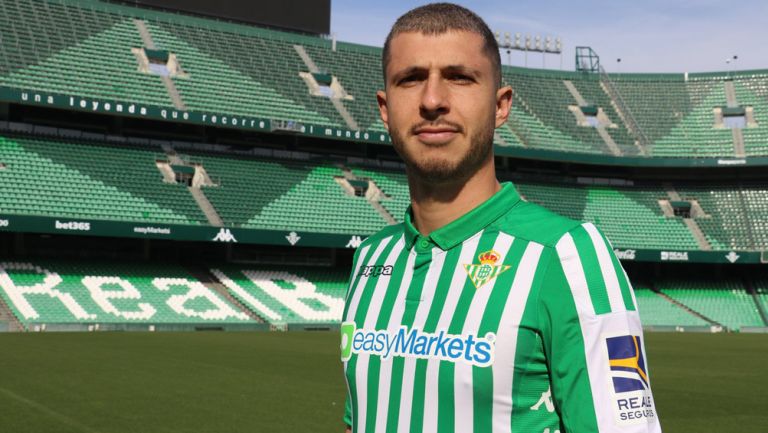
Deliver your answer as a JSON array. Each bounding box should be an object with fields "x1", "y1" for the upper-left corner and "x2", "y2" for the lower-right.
[{"x1": 330, "y1": 0, "x2": 768, "y2": 74}]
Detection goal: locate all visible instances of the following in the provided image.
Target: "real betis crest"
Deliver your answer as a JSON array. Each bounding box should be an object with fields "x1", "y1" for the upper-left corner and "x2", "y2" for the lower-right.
[{"x1": 464, "y1": 250, "x2": 511, "y2": 289}]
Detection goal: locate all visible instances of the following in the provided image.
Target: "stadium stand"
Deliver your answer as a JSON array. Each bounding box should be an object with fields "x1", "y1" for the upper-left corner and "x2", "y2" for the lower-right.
[
  {"x1": 504, "y1": 68, "x2": 640, "y2": 155},
  {"x1": 2, "y1": 258, "x2": 764, "y2": 330},
  {"x1": 348, "y1": 168, "x2": 411, "y2": 222},
  {"x1": 2, "y1": 130, "x2": 767, "y2": 250},
  {"x1": 2, "y1": 0, "x2": 768, "y2": 158},
  {"x1": 649, "y1": 78, "x2": 734, "y2": 157},
  {"x1": 145, "y1": 21, "x2": 341, "y2": 126},
  {"x1": 611, "y1": 74, "x2": 693, "y2": 145},
  {"x1": 656, "y1": 278, "x2": 765, "y2": 330},
  {"x1": 0, "y1": 0, "x2": 766, "y2": 337},
  {"x1": 632, "y1": 282, "x2": 710, "y2": 327},
  {"x1": 0, "y1": 260, "x2": 252, "y2": 328},
  {"x1": 0, "y1": 134, "x2": 207, "y2": 224},
  {"x1": 210, "y1": 265, "x2": 346, "y2": 324},
  {"x1": 515, "y1": 181, "x2": 702, "y2": 250},
  {"x1": 737, "y1": 73, "x2": 768, "y2": 156},
  {"x1": 241, "y1": 165, "x2": 388, "y2": 233},
  {"x1": 0, "y1": 3, "x2": 172, "y2": 106},
  {"x1": 504, "y1": 69, "x2": 609, "y2": 154},
  {"x1": 675, "y1": 182, "x2": 768, "y2": 251},
  {"x1": 190, "y1": 151, "x2": 315, "y2": 228}
]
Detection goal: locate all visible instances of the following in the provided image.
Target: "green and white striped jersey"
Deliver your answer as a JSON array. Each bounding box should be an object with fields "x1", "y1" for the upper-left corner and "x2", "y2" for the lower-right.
[{"x1": 341, "y1": 182, "x2": 661, "y2": 433}]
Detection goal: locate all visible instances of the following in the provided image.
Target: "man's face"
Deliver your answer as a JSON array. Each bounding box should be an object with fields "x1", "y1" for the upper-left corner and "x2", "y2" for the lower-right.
[{"x1": 378, "y1": 30, "x2": 511, "y2": 184}]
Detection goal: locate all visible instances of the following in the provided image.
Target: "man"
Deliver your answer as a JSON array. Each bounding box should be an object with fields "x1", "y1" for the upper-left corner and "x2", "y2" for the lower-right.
[{"x1": 341, "y1": 3, "x2": 661, "y2": 433}]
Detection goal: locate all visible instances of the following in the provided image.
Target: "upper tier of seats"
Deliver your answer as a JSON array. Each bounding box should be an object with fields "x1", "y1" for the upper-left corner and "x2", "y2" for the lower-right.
[
  {"x1": 0, "y1": 134, "x2": 206, "y2": 224},
  {"x1": 513, "y1": 179, "x2": 768, "y2": 251},
  {"x1": 1, "y1": 133, "x2": 766, "y2": 251},
  {"x1": 2, "y1": 0, "x2": 768, "y2": 159}
]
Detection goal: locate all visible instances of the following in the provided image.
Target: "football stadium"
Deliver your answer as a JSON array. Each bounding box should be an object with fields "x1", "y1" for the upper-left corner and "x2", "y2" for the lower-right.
[{"x1": 0, "y1": 1, "x2": 766, "y2": 432}]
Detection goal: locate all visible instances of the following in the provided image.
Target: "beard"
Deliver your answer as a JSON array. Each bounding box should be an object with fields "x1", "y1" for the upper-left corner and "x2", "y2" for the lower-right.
[{"x1": 390, "y1": 120, "x2": 495, "y2": 184}]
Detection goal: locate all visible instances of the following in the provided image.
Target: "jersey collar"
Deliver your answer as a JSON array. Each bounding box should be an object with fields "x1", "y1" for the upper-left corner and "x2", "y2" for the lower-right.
[{"x1": 404, "y1": 182, "x2": 521, "y2": 251}]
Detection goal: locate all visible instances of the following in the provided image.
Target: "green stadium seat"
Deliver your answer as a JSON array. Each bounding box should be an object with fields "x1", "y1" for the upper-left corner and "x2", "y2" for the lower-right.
[
  {"x1": 0, "y1": 260, "x2": 252, "y2": 326},
  {"x1": 211, "y1": 265, "x2": 347, "y2": 325},
  {"x1": 657, "y1": 278, "x2": 764, "y2": 330},
  {"x1": 2, "y1": 0, "x2": 768, "y2": 158}
]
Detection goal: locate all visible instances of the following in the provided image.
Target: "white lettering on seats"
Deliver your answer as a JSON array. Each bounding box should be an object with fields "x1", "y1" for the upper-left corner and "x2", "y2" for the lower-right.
[
  {"x1": 82, "y1": 276, "x2": 156, "y2": 320},
  {"x1": 152, "y1": 278, "x2": 248, "y2": 321},
  {"x1": 210, "y1": 269, "x2": 282, "y2": 322},
  {"x1": 242, "y1": 270, "x2": 344, "y2": 322},
  {"x1": 0, "y1": 262, "x2": 96, "y2": 320}
]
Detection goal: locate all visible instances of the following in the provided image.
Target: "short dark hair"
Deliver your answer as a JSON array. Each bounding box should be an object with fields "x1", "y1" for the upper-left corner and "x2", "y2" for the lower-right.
[{"x1": 382, "y1": 3, "x2": 501, "y2": 87}]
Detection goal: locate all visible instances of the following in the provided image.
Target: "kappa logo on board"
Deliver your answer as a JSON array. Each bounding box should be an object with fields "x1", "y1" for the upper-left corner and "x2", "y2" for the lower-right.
[
  {"x1": 346, "y1": 235, "x2": 364, "y2": 248},
  {"x1": 212, "y1": 228, "x2": 237, "y2": 243}
]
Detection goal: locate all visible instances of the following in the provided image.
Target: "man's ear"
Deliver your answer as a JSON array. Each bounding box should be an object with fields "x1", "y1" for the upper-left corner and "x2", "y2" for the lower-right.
[
  {"x1": 494, "y1": 85, "x2": 513, "y2": 128},
  {"x1": 377, "y1": 90, "x2": 389, "y2": 131}
]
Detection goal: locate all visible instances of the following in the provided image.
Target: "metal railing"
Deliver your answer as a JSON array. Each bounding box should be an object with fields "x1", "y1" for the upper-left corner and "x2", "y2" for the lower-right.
[{"x1": 598, "y1": 66, "x2": 651, "y2": 156}]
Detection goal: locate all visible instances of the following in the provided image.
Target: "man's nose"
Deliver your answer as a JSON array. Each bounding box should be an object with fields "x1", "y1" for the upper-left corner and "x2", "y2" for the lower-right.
[{"x1": 419, "y1": 75, "x2": 449, "y2": 119}]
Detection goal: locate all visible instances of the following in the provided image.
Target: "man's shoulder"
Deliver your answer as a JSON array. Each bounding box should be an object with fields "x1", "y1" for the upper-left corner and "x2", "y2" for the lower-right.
[
  {"x1": 357, "y1": 223, "x2": 405, "y2": 252},
  {"x1": 497, "y1": 198, "x2": 586, "y2": 248}
]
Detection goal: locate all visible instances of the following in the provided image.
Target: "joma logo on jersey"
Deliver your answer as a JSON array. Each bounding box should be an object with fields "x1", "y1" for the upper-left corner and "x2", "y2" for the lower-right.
[
  {"x1": 606, "y1": 335, "x2": 649, "y2": 393},
  {"x1": 358, "y1": 265, "x2": 392, "y2": 277},
  {"x1": 464, "y1": 250, "x2": 511, "y2": 289},
  {"x1": 340, "y1": 321, "x2": 495, "y2": 367}
]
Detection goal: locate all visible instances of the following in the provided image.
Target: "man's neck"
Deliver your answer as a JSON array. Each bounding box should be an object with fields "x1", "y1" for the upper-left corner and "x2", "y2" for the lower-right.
[{"x1": 408, "y1": 162, "x2": 500, "y2": 236}]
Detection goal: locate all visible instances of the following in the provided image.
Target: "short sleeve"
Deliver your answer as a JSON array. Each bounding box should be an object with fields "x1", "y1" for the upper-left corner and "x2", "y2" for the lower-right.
[{"x1": 538, "y1": 223, "x2": 662, "y2": 432}]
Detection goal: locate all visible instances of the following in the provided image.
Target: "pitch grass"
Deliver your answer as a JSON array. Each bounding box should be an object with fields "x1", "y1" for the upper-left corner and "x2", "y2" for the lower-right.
[{"x1": 0, "y1": 332, "x2": 765, "y2": 433}]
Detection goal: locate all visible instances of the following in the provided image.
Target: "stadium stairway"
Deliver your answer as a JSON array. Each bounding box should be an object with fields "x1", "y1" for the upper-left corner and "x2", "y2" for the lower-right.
[
  {"x1": 188, "y1": 187, "x2": 223, "y2": 227},
  {"x1": 159, "y1": 145, "x2": 224, "y2": 226},
  {"x1": 562, "y1": 80, "x2": 622, "y2": 156},
  {"x1": 338, "y1": 166, "x2": 398, "y2": 224},
  {"x1": 184, "y1": 266, "x2": 263, "y2": 323},
  {"x1": 723, "y1": 80, "x2": 746, "y2": 158},
  {"x1": 209, "y1": 265, "x2": 346, "y2": 325},
  {"x1": 131, "y1": 19, "x2": 188, "y2": 111},
  {"x1": 0, "y1": 295, "x2": 24, "y2": 331},
  {"x1": 744, "y1": 279, "x2": 768, "y2": 326},
  {"x1": 292, "y1": 45, "x2": 360, "y2": 130},
  {"x1": 664, "y1": 184, "x2": 712, "y2": 250}
]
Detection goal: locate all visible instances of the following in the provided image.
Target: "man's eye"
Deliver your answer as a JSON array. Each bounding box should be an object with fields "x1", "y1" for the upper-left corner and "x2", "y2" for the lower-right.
[
  {"x1": 398, "y1": 75, "x2": 419, "y2": 85},
  {"x1": 450, "y1": 74, "x2": 474, "y2": 83}
]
